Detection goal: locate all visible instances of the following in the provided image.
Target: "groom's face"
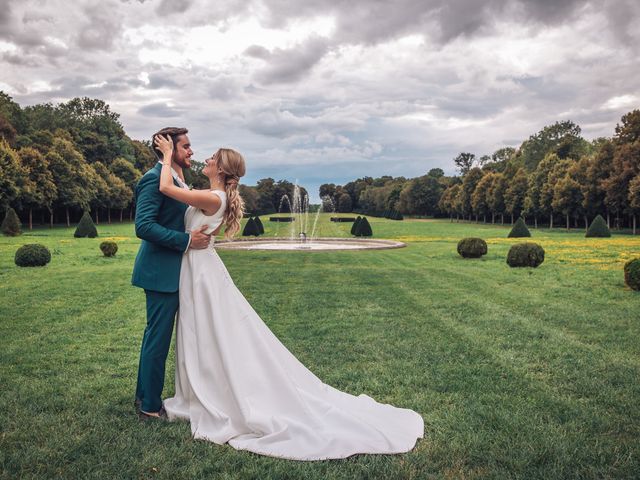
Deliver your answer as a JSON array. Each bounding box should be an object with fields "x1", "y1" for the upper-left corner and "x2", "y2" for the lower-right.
[{"x1": 173, "y1": 134, "x2": 193, "y2": 169}]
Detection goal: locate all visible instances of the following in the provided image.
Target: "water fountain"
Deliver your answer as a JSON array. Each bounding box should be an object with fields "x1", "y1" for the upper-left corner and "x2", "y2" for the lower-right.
[{"x1": 215, "y1": 182, "x2": 405, "y2": 251}]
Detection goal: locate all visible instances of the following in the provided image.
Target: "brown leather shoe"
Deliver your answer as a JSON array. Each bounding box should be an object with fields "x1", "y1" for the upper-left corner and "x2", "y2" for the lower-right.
[{"x1": 138, "y1": 406, "x2": 168, "y2": 421}]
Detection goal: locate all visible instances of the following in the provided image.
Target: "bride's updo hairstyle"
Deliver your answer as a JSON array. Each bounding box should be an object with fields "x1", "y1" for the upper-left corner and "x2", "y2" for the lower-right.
[{"x1": 214, "y1": 148, "x2": 246, "y2": 239}]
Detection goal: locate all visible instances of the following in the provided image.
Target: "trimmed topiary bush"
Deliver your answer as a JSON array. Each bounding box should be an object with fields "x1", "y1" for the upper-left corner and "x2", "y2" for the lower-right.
[
  {"x1": 457, "y1": 238, "x2": 487, "y2": 258},
  {"x1": 508, "y1": 217, "x2": 531, "y2": 238},
  {"x1": 507, "y1": 242, "x2": 545, "y2": 268},
  {"x1": 254, "y1": 216, "x2": 265, "y2": 234},
  {"x1": 2, "y1": 207, "x2": 21, "y2": 236},
  {"x1": 354, "y1": 217, "x2": 372, "y2": 237},
  {"x1": 15, "y1": 244, "x2": 51, "y2": 267},
  {"x1": 74, "y1": 211, "x2": 98, "y2": 238},
  {"x1": 100, "y1": 241, "x2": 118, "y2": 257},
  {"x1": 243, "y1": 217, "x2": 260, "y2": 236},
  {"x1": 624, "y1": 258, "x2": 640, "y2": 291},
  {"x1": 586, "y1": 214, "x2": 611, "y2": 238},
  {"x1": 351, "y1": 216, "x2": 362, "y2": 235}
]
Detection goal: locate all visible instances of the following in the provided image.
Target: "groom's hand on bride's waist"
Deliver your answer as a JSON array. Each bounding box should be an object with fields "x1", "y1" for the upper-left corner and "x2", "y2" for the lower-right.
[{"x1": 189, "y1": 225, "x2": 212, "y2": 249}]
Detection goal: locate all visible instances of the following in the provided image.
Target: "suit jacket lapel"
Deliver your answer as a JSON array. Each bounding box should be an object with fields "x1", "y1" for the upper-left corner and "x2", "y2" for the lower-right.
[{"x1": 154, "y1": 162, "x2": 184, "y2": 188}]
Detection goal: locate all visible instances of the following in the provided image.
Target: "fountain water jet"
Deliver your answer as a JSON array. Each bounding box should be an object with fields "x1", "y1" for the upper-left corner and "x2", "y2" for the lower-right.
[{"x1": 222, "y1": 182, "x2": 405, "y2": 251}]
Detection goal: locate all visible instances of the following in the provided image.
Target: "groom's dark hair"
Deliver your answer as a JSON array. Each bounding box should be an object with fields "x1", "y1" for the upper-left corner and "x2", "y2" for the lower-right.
[{"x1": 152, "y1": 127, "x2": 189, "y2": 161}]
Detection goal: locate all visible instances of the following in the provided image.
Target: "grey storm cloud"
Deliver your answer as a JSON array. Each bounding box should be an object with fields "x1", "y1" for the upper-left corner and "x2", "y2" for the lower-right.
[
  {"x1": 77, "y1": 2, "x2": 123, "y2": 50},
  {"x1": 1, "y1": 0, "x2": 639, "y2": 199},
  {"x1": 252, "y1": 36, "x2": 330, "y2": 85},
  {"x1": 156, "y1": 0, "x2": 193, "y2": 16},
  {"x1": 257, "y1": 0, "x2": 638, "y2": 46},
  {"x1": 138, "y1": 102, "x2": 186, "y2": 117}
]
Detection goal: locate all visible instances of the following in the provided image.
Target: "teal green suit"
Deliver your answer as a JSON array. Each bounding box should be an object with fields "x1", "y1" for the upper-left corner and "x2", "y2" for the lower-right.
[{"x1": 132, "y1": 163, "x2": 189, "y2": 412}]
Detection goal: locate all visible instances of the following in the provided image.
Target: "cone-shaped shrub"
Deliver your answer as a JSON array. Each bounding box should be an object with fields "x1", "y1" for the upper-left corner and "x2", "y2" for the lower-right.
[
  {"x1": 624, "y1": 258, "x2": 640, "y2": 291},
  {"x1": 508, "y1": 217, "x2": 531, "y2": 238},
  {"x1": 586, "y1": 214, "x2": 611, "y2": 237},
  {"x1": 351, "y1": 216, "x2": 362, "y2": 235},
  {"x1": 254, "y1": 216, "x2": 264, "y2": 234},
  {"x1": 242, "y1": 217, "x2": 260, "y2": 236},
  {"x1": 1, "y1": 207, "x2": 21, "y2": 236},
  {"x1": 100, "y1": 241, "x2": 118, "y2": 257},
  {"x1": 507, "y1": 242, "x2": 545, "y2": 268},
  {"x1": 354, "y1": 217, "x2": 372, "y2": 237},
  {"x1": 74, "y1": 211, "x2": 98, "y2": 238},
  {"x1": 457, "y1": 237, "x2": 487, "y2": 258},
  {"x1": 15, "y1": 244, "x2": 51, "y2": 267}
]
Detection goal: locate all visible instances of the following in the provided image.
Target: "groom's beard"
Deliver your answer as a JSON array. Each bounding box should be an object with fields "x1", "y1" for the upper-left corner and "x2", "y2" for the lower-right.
[{"x1": 173, "y1": 156, "x2": 191, "y2": 169}]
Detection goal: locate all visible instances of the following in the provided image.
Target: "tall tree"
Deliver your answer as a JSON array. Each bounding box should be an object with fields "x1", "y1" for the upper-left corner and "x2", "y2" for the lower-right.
[
  {"x1": 131, "y1": 139, "x2": 156, "y2": 172},
  {"x1": 239, "y1": 185, "x2": 259, "y2": 215},
  {"x1": 453, "y1": 152, "x2": 476, "y2": 176},
  {"x1": 336, "y1": 193, "x2": 352, "y2": 213},
  {"x1": 90, "y1": 162, "x2": 114, "y2": 224},
  {"x1": 399, "y1": 175, "x2": 443, "y2": 216},
  {"x1": 487, "y1": 173, "x2": 508, "y2": 224},
  {"x1": 583, "y1": 140, "x2": 614, "y2": 226},
  {"x1": 603, "y1": 142, "x2": 640, "y2": 229},
  {"x1": 46, "y1": 138, "x2": 97, "y2": 226},
  {"x1": 0, "y1": 140, "x2": 26, "y2": 212},
  {"x1": 614, "y1": 109, "x2": 640, "y2": 145},
  {"x1": 552, "y1": 175, "x2": 584, "y2": 230},
  {"x1": 17, "y1": 147, "x2": 57, "y2": 229},
  {"x1": 628, "y1": 174, "x2": 640, "y2": 234},
  {"x1": 519, "y1": 120, "x2": 584, "y2": 171},
  {"x1": 504, "y1": 168, "x2": 528, "y2": 224},
  {"x1": 541, "y1": 156, "x2": 572, "y2": 229},
  {"x1": 460, "y1": 167, "x2": 484, "y2": 221},
  {"x1": 471, "y1": 173, "x2": 493, "y2": 222}
]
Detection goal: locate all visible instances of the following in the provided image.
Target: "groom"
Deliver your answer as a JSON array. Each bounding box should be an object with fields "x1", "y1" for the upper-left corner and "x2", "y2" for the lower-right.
[{"x1": 132, "y1": 126, "x2": 211, "y2": 419}]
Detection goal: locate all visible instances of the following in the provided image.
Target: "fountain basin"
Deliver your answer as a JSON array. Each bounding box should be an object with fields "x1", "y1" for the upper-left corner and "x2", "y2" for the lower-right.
[{"x1": 215, "y1": 237, "x2": 406, "y2": 251}]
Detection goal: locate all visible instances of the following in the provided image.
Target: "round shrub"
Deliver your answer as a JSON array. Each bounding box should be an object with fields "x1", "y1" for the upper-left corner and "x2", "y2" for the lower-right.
[
  {"x1": 457, "y1": 237, "x2": 487, "y2": 258},
  {"x1": 2, "y1": 207, "x2": 21, "y2": 236},
  {"x1": 507, "y1": 242, "x2": 545, "y2": 268},
  {"x1": 74, "y1": 211, "x2": 98, "y2": 238},
  {"x1": 586, "y1": 214, "x2": 611, "y2": 238},
  {"x1": 624, "y1": 258, "x2": 640, "y2": 291},
  {"x1": 15, "y1": 244, "x2": 51, "y2": 267},
  {"x1": 508, "y1": 217, "x2": 531, "y2": 238},
  {"x1": 100, "y1": 241, "x2": 118, "y2": 257}
]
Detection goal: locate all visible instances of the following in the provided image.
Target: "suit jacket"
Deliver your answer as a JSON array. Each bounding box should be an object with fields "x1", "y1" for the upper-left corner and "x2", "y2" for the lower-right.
[{"x1": 131, "y1": 163, "x2": 189, "y2": 293}]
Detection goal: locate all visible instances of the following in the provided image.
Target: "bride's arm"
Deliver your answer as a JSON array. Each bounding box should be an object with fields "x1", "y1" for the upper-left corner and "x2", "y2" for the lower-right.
[{"x1": 155, "y1": 134, "x2": 222, "y2": 213}]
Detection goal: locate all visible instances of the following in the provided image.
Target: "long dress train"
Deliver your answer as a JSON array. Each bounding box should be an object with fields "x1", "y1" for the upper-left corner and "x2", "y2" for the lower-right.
[{"x1": 163, "y1": 190, "x2": 424, "y2": 460}]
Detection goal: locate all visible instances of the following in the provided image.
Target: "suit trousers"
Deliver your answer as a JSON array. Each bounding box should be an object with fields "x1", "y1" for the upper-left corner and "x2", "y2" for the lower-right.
[{"x1": 135, "y1": 289, "x2": 180, "y2": 412}]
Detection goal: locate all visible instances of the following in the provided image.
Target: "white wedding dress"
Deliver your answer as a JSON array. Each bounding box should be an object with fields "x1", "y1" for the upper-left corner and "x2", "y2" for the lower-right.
[{"x1": 163, "y1": 190, "x2": 424, "y2": 461}]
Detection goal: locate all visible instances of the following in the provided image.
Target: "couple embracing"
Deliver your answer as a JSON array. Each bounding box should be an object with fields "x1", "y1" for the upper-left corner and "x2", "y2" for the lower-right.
[{"x1": 131, "y1": 127, "x2": 424, "y2": 461}]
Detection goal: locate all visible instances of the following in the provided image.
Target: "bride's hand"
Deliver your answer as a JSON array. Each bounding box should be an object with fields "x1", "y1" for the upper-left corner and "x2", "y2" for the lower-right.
[{"x1": 154, "y1": 134, "x2": 174, "y2": 161}]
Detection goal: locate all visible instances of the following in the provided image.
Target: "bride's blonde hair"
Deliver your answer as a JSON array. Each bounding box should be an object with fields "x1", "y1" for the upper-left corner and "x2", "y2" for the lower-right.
[{"x1": 214, "y1": 148, "x2": 246, "y2": 239}]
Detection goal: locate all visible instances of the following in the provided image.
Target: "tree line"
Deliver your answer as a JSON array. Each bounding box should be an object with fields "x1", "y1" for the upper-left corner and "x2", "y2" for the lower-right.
[
  {"x1": 320, "y1": 112, "x2": 640, "y2": 233},
  {"x1": 0, "y1": 93, "x2": 307, "y2": 228}
]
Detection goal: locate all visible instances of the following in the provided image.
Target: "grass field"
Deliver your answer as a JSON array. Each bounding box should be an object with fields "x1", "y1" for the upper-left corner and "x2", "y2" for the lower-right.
[{"x1": 1, "y1": 215, "x2": 639, "y2": 479}]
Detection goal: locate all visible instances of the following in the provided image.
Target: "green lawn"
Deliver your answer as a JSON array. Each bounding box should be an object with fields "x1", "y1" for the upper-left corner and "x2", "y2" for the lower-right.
[{"x1": 1, "y1": 215, "x2": 639, "y2": 479}]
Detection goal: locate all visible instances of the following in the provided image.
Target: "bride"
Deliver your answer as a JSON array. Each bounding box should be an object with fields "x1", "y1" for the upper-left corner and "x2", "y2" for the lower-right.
[{"x1": 153, "y1": 135, "x2": 424, "y2": 461}]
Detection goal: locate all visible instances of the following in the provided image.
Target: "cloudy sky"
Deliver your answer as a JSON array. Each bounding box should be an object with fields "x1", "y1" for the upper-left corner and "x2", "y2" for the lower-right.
[{"x1": 1, "y1": 0, "x2": 639, "y2": 201}]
